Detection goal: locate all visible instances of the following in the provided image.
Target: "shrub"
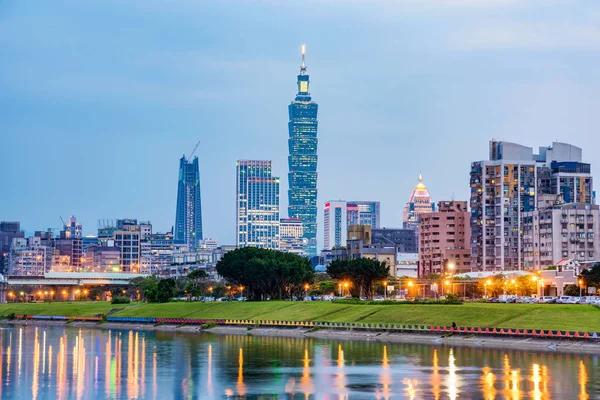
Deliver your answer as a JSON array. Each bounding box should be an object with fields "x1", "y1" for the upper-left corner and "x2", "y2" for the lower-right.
[
  {"x1": 6, "y1": 313, "x2": 16, "y2": 320},
  {"x1": 111, "y1": 296, "x2": 131, "y2": 305},
  {"x1": 201, "y1": 322, "x2": 217, "y2": 329}
]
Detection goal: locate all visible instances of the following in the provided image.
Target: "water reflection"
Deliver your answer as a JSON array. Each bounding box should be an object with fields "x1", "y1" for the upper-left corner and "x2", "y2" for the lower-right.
[{"x1": 0, "y1": 325, "x2": 597, "y2": 399}]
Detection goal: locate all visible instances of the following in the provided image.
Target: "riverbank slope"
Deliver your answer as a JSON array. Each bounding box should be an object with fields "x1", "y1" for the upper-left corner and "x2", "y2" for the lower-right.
[{"x1": 0, "y1": 301, "x2": 598, "y2": 331}]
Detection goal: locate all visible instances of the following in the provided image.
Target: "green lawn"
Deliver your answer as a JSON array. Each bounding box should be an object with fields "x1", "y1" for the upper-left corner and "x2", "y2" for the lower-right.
[{"x1": 0, "y1": 301, "x2": 598, "y2": 332}]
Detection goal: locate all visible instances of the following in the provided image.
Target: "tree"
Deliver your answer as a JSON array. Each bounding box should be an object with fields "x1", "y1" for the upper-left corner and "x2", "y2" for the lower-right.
[
  {"x1": 581, "y1": 264, "x2": 600, "y2": 288},
  {"x1": 156, "y1": 278, "x2": 176, "y2": 303},
  {"x1": 327, "y1": 258, "x2": 389, "y2": 300},
  {"x1": 316, "y1": 280, "x2": 336, "y2": 295},
  {"x1": 564, "y1": 284, "x2": 580, "y2": 297},
  {"x1": 215, "y1": 247, "x2": 314, "y2": 301}
]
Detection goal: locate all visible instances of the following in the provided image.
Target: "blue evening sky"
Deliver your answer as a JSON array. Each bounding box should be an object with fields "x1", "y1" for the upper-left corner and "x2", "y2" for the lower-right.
[{"x1": 1, "y1": 0, "x2": 599, "y2": 248}]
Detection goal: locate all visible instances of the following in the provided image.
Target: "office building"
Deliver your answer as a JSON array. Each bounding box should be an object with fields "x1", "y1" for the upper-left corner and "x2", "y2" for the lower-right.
[
  {"x1": 347, "y1": 201, "x2": 380, "y2": 229},
  {"x1": 236, "y1": 160, "x2": 280, "y2": 249},
  {"x1": 470, "y1": 140, "x2": 593, "y2": 271},
  {"x1": 403, "y1": 174, "x2": 435, "y2": 230},
  {"x1": 288, "y1": 45, "x2": 319, "y2": 257},
  {"x1": 323, "y1": 201, "x2": 347, "y2": 250},
  {"x1": 82, "y1": 235, "x2": 98, "y2": 253},
  {"x1": 175, "y1": 155, "x2": 203, "y2": 249},
  {"x1": 82, "y1": 241, "x2": 121, "y2": 272},
  {"x1": 280, "y1": 218, "x2": 307, "y2": 256},
  {"x1": 523, "y1": 197, "x2": 599, "y2": 269},
  {"x1": 63, "y1": 216, "x2": 82, "y2": 239},
  {"x1": 372, "y1": 228, "x2": 418, "y2": 253},
  {"x1": 331, "y1": 225, "x2": 397, "y2": 276},
  {"x1": 323, "y1": 200, "x2": 381, "y2": 250},
  {"x1": 418, "y1": 201, "x2": 471, "y2": 277},
  {"x1": 0, "y1": 222, "x2": 24, "y2": 274},
  {"x1": 98, "y1": 219, "x2": 142, "y2": 272}
]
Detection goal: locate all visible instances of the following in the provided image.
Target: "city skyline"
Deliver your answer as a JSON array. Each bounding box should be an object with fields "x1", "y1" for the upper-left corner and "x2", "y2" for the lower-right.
[{"x1": 2, "y1": 1, "x2": 600, "y2": 251}]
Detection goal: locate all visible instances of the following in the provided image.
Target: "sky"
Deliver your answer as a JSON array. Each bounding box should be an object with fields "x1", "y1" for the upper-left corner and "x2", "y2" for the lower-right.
[{"x1": 1, "y1": 0, "x2": 600, "y2": 248}]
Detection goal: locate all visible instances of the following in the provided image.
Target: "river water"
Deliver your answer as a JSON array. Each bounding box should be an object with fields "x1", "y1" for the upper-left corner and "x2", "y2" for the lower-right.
[{"x1": 0, "y1": 325, "x2": 598, "y2": 399}]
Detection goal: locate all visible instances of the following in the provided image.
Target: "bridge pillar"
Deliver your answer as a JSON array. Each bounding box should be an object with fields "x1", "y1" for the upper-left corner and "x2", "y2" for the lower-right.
[
  {"x1": 69, "y1": 287, "x2": 76, "y2": 301},
  {"x1": 0, "y1": 282, "x2": 7, "y2": 304}
]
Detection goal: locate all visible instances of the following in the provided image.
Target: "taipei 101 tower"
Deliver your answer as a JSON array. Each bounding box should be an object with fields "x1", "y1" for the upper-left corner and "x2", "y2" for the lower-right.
[{"x1": 287, "y1": 44, "x2": 319, "y2": 257}]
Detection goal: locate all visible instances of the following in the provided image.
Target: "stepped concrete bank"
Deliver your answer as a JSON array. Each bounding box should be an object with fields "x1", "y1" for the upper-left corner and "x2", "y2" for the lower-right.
[{"x1": 2, "y1": 314, "x2": 599, "y2": 354}]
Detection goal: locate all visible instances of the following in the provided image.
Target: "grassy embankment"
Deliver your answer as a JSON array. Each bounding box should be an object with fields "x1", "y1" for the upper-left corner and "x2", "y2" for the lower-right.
[{"x1": 0, "y1": 301, "x2": 598, "y2": 332}]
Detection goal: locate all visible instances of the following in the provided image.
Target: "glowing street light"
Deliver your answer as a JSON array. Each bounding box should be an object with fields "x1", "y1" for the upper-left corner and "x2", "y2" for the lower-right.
[
  {"x1": 578, "y1": 279, "x2": 583, "y2": 297},
  {"x1": 383, "y1": 281, "x2": 388, "y2": 300}
]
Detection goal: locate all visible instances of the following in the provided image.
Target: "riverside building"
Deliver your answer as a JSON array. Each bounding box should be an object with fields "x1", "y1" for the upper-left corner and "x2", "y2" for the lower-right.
[
  {"x1": 470, "y1": 140, "x2": 593, "y2": 271},
  {"x1": 523, "y1": 195, "x2": 599, "y2": 269},
  {"x1": 418, "y1": 201, "x2": 471, "y2": 277}
]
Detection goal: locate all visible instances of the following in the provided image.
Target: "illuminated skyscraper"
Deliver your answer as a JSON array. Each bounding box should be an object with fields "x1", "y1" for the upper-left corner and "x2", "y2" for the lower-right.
[
  {"x1": 402, "y1": 174, "x2": 435, "y2": 231},
  {"x1": 174, "y1": 155, "x2": 203, "y2": 249},
  {"x1": 288, "y1": 44, "x2": 318, "y2": 256},
  {"x1": 237, "y1": 160, "x2": 280, "y2": 249}
]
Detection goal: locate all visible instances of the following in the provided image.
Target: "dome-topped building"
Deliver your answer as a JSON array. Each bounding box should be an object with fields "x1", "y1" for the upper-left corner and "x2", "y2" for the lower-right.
[{"x1": 403, "y1": 174, "x2": 435, "y2": 230}]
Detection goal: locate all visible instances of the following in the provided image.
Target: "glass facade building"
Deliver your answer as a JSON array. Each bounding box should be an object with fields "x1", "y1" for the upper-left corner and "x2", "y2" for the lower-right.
[
  {"x1": 174, "y1": 156, "x2": 203, "y2": 249},
  {"x1": 288, "y1": 46, "x2": 318, "y2": 256},
  {"x1": 347, "y1": 201, "x2": 381, "y2": 229},
  {"x1": 237, "y1": 160, "x2": 280, "y2": 249}
]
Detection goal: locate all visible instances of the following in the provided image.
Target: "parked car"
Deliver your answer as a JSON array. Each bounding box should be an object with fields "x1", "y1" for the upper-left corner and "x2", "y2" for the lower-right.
[
  {"x1": 557, "y1": 296, "x2": 572, "y2": 304},
  {"x1": 373, "y1": 296, "x2": 385, "y2": 301},
  {"x1": 539, "y1": 296, "x2": 556, "y2": 303},
  {"x1": 566, "y1": 297, "x2": 581, "y2": 304}
]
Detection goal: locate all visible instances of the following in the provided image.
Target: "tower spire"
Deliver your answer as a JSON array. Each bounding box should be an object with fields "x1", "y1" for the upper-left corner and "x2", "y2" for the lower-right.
[{"x1": 301, "y1": 44, "x2": 306, "y2": 68}]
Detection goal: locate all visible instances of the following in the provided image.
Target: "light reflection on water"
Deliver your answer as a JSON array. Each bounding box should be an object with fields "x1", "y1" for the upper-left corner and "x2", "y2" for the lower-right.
[{"x1": 0, "y1": 325, "x2": 598, "y2": 399}]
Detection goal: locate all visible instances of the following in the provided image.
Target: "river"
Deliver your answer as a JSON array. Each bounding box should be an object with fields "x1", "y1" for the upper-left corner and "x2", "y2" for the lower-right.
[{"x1": 0, "y1": 324, "x2": 598, "y2": 399}]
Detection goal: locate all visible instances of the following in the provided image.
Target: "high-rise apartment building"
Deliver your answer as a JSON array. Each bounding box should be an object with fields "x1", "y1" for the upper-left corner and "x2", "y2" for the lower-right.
[
  {"x1": 403, "y1": 174, "x2": 435, "y2": 230},
  {"x1": 175, "y1": 155, "x2": 203, "y2": 249},
  {"x1": 470, "y1": 141, "x2": 593, "y2": 271},
  {"x1": 237, "y1": 160, "x2": 280, "y2": 249},
  {"x1": 418, "y1": 201, "x2": 471, "y2": 277},
  {"x1": 324, "y1": 201, "x2": 347, "y2": 250},
  {"x1": 523, "y1": 196, "x2": 599, "y2": 269},
  {"x1": 9, "y1": 237, "x2": 50, "y2": 276},
  {"x1": 0, "y1": 222, "x2": 24, "y2": 274},
  {"x1": 279, "y1": 218, "x2": 307, "y2": 256},
  {"x1": 347, "y1": 201, "x2": 381, "y2": 229},
  {"x1": 288, "y1": 45, "x2": 318, "y2": 257}
]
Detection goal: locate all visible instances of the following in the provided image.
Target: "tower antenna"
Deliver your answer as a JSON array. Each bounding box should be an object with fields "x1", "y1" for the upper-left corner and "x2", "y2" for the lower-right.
[{"x1": 301, "y1": 44, "x2": 306, "y2": 68}]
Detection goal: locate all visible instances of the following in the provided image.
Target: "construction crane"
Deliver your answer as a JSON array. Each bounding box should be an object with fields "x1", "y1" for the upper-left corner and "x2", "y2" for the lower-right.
[{"x1": 187, "y1": 141, "x2": 201, "y2": 162}]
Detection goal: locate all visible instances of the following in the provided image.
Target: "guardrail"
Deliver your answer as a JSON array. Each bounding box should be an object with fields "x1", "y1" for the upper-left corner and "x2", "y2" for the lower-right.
[{"x1": 4, "y1": 315, "x2": 598, "y2": 340}]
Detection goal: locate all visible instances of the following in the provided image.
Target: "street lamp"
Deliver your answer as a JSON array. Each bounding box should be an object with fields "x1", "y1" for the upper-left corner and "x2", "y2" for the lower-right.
[
  {"x1": 344, "y1": 282, "x2": 349, "y2": 297},
  {"x1": 578, "y1": 279, "x2": 583, "y2": 298},
  {"x1": 338, "y1": 283, "x2": 342, "y2": 297},
  {"x1": 383, "y1": 281, "x2": 388, "y2": 300},
  {"x1": 304, "y1": 284, "x2": 309, "y2": 298},
  {"x1": 408, "y1": 281, "x2": 414, "y2": 298}
]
